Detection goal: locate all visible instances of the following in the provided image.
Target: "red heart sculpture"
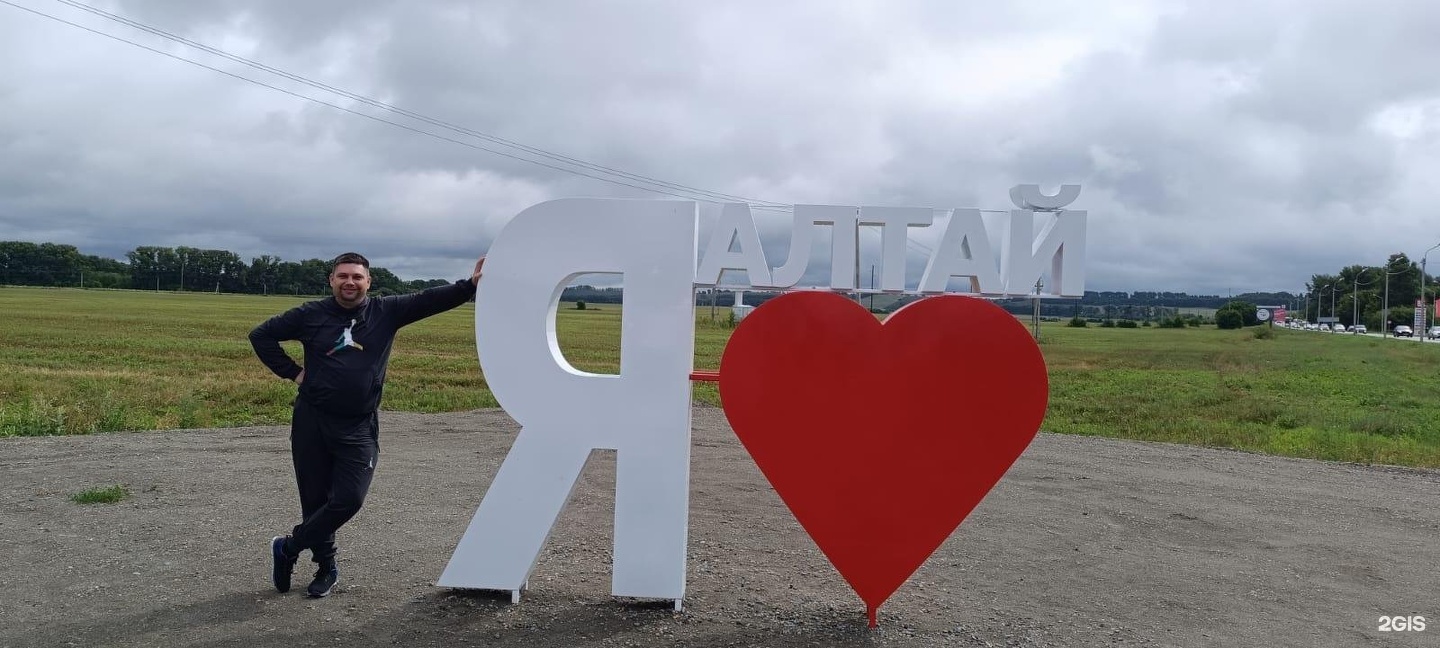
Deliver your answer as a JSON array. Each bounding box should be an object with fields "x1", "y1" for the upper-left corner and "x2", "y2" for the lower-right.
[{"x1": 717, "y1": 292, "x2": 1048, "y2": 627}]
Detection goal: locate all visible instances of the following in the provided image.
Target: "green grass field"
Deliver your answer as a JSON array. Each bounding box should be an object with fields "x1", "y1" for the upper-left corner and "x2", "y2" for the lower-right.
[{"x1": 2, "y1": 287, "x2": 1438, "y2": 468}]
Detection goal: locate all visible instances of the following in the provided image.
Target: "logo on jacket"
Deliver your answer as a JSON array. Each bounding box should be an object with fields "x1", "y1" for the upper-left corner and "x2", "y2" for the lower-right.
[{"x1": 327, "y1": 319, "x2": 365, "y2": 356}]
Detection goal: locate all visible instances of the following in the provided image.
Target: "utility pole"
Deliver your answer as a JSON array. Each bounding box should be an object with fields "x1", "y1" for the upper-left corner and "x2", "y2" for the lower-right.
[
  {"x1": 1032, "y1": 278, "x2": 1043, "y2": 341},
  {"x1": 869, "y1": 265, "x2": 875, "y2": 311},
  {"x1": 1353, "y1": 276, "x2": 1359, "y2": 331},
  {"x1": 1383, "y1": 268, "x2": 1390, "y2": 337},
  {"x1": 851, "y1": 215, "x2": 861, "y2": 306},
  {"x1": 1381, "y1": 258, "x2": 1405, "y2": 337}
]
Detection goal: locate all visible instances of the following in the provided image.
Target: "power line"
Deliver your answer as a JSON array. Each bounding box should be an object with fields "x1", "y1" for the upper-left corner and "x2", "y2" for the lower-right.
[
  {"x1": 42, "y1": 0, "x2": 1017, "y2": 220},
  {"x1": 49, "y1": 0, "x2": 797, "y2": 212},
  {"x1": 0, "y1": 0, "x2": 785, "y2": 210},
  {"x1": 0, "y1": 0, "x2": 1080, "y2": 259},
  {"x1": 27, "y1": 0, "x2": 1021, "y2": 258},
  {"x1": 35, "y1": 0, "x2": 799, "y2": 212}
]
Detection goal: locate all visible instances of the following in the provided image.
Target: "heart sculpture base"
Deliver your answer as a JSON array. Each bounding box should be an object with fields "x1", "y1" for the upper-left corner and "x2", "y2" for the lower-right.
[{"x1": 717, "y1": 292, "x2": 1049, "y2": 627}]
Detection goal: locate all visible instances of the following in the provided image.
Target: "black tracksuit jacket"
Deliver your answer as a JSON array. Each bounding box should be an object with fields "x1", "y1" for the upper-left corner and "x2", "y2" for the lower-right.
[{"x1": 249, "y1": 279, "x2": 477, "y2": 417}]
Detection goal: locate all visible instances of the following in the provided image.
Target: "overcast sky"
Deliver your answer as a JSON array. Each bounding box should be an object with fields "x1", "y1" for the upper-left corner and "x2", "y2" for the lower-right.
[{"x1": 2, "y1": 0, "x2": 1438, "y2": 295}]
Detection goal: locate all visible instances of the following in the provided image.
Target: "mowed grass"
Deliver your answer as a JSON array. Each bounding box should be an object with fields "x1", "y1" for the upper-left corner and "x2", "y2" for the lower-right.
[
  {"x1": 1, "y1": 287, "x2": 1438, "y2": 468},
  {"x1": 1041, "y1": 325, "x2": 1440, "y2": 467},
  {"x1": 0, "y1": 287, "x2": 721, "y2": 434}
]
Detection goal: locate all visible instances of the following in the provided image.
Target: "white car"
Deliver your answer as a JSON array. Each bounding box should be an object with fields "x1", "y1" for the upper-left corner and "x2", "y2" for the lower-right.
[
  {"x1": 1394, "y1": 325, "x2": 1414, "y2": 337},
  {"x1": 1429, "y1": 326, "x2": 1440, "y2": 339},
  {"x1": 1353, "y1": 325, "x2": 1367, "y2": 334}
]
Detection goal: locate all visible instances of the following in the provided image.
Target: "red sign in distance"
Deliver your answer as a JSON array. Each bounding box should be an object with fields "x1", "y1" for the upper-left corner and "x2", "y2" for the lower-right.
[{"x1": 717, "y1": 292, "x2": 1049, "y2": 627}]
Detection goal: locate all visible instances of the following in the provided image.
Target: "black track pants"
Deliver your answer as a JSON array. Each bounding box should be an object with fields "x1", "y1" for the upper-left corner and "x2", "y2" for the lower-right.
[{"x1": 286, "y1": 398, "x2": 379, "y2": 564}]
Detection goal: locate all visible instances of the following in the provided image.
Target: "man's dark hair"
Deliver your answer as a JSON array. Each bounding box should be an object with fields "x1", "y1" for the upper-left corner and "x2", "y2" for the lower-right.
[{"x1": 331, "y1": 252, "x2": 370, "y2": 274}]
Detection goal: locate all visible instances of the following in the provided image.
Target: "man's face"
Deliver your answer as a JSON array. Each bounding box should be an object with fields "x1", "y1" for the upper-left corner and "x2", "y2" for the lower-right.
[{"x1": 330, "y1": 263, "x2": 371, "y2": 307}]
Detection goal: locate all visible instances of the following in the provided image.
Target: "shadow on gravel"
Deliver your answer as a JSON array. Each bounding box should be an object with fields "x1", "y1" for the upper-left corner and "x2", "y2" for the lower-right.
[
  {"x1": 368, "y1": 588, "x2": 683, "y2": 646},
  {"x1": 24, "y1": 586, "x2": 946, "y2": 647},
  {"x1": 362, "y1": 588, "x2": 891, "y2": 648},
  {"x1": 24, "y1": 590, "x2": 272, "y2": 647}
]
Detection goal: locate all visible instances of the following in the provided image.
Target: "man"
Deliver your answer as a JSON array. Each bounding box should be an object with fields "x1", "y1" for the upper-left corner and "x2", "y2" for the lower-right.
[{"x1": 249, "y1": 252, "x2": 484, "y2": 598}]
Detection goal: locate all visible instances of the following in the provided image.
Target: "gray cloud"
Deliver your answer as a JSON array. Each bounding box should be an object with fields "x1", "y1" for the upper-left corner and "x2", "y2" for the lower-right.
[{"x1": 1, "y1": 0, "x2": 1438, "y2": 294}]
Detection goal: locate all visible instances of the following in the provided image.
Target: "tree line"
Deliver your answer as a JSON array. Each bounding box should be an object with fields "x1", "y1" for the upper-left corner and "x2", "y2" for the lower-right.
[
  {"x1": 0, "y1": 241, "x2": 451, "y2": 296},
  {"x1": 11, "y1": 239, "x2": 1377, "y2": 319}
]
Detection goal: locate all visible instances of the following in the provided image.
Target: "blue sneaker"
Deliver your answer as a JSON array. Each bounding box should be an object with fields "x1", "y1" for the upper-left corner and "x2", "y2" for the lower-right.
[
  {"x1": 307, "y1": 563, "x2": 339, "y2": 598},
  {"x1": 271, "y1": 536, "x2": 298, "y2": 593}
]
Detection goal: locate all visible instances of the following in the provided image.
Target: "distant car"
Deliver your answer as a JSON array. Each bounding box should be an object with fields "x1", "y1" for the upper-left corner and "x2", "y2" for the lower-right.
[
  {"x1": 1429, "y1": 326, "x2": 1440, "y2": 339},
  {"x1": 1394, "y1": 325, "x2": 1414, "y2": 337},
  {"x1": 1353, "y1": 325, "x2": 1367, "y2": 334}
]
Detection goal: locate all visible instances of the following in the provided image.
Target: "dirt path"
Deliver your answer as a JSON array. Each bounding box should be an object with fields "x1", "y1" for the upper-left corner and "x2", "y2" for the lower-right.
[{"x1": 2, "y1": 406, "x2": 1436, "y2": 647}]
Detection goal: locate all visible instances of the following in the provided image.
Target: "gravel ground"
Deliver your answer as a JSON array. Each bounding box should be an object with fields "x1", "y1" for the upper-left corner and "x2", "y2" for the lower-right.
[{"x1": 2, "y1": 405, "x2": 1437, "y2": 648}]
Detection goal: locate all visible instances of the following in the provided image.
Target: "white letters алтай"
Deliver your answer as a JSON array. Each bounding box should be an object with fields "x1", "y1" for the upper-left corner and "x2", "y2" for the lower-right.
[{"x1": 695, "y1": 185, "x2": 1085, "y2": 297}]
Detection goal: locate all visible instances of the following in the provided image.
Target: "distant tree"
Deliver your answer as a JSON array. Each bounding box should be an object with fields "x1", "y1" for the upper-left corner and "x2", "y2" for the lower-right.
[
  {"x1": 85, "y1": 271, "x2": 126, "y2": 289},
  {"x1": 367, "y1": 266, "x2": 407, "y2": 296},
  {"x1": 1216, "y1": 310, "x2": 1243, "y2": 330},
  {"x1": 1217, "y1": 300, "x2": 1258, "y2": 327},
  {"x1": 247, "y1": 255, "x2": 283, "y2": 295},
  {"x1": 407, "y1": 278, "x2": 450, "y2": 291},
  {"x1": 1369, "y1": 253, "x2": 1422, "y2": 330},
  {"x1": 127, "y1": 246, "x2": 178, "y2": 290},
  {"x1": 79, "y1": 252, "x2": 127, "y2": 276}
]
